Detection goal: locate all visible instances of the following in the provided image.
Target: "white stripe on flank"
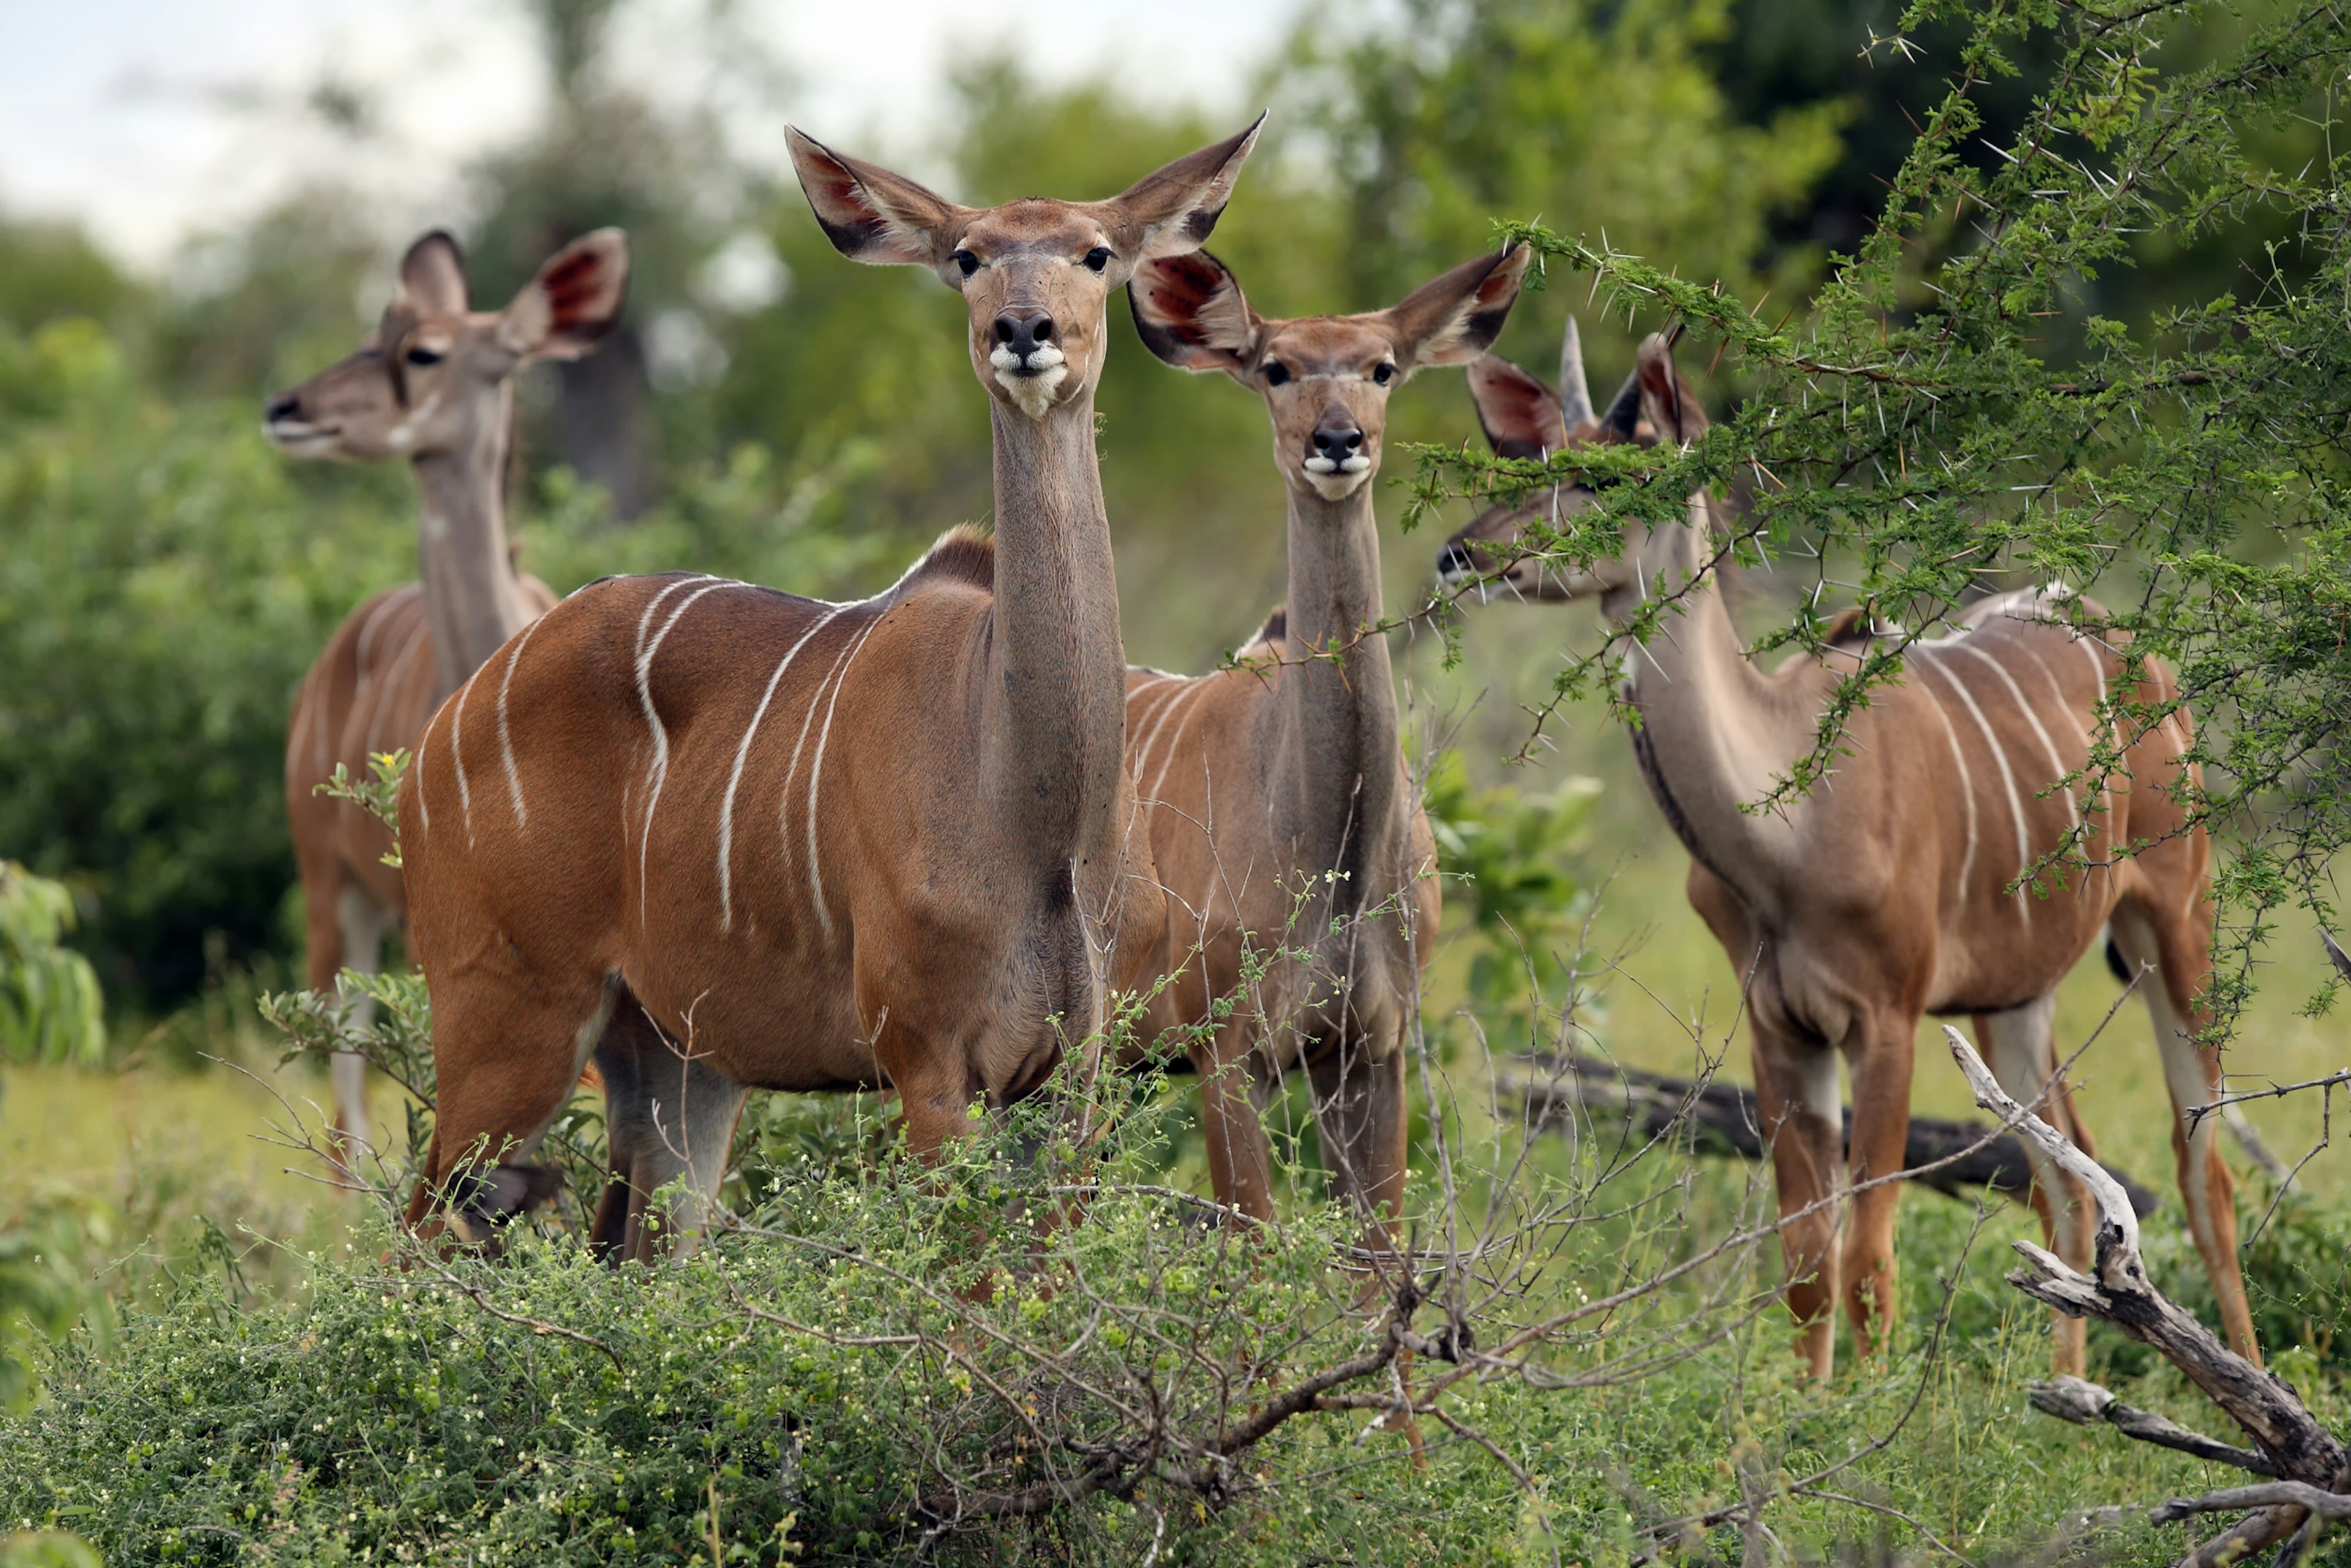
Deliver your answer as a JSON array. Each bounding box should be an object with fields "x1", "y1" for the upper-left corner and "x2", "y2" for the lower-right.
[
  {"x1": 802, "y1": 613, "x2": 888, "y2": 939},
  {"x1": 413, "y1": 702, "x2": 433, "y2": 840},
  {"x1": 1952, "y1": 642, "x2": 2079, "y2": 834},
  {"x1": 1122, "y1": 680, "x2": 1186, "y2": 786},
  {"x1": 632, "y1": 576, "x2": 732, "y2": 925},
  {"x1": 718, "y1": 605, "x2": 846, "y2": 932},
  {"x1": 1910, "y1": 663, "x2": 1979, "y2": 904},
  {"x1": 1916, "y1": 650, "x2": 2031, "y2": 918},
  {"x1": 776, "y1": 615, "x2": 864, "y2": 879},
  {"x1": 495, "y1": 617, "x2": 544, "y2": 828},
  {"x1": 2023, "y1": 645, "x2": 2106, "y2": 856},
  {"x1": 450, "y1": 662, "x2": 479, "y2": 846},
  {"x1": 363, "y1": 619, "x2": 426, "y2": 762},
  {"x1": 1146, "y1": 678, "x2": 1221, "y2": 806}
]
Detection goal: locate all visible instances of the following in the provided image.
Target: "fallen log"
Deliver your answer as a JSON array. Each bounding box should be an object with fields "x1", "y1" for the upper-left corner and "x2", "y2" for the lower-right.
[{"x1": 1502, "y1": 1052, "x2": 2161, "y2": 1217}]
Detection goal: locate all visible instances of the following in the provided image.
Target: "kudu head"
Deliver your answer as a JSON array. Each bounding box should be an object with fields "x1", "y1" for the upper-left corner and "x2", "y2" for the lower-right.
[
  {"x1": 786, "y1": 119, "x2": 1264, "y2": 422},
  {"x1": 1436, "y1": 326, "x2": 1704, "y2": 610},
  {"x1": 1129, "y1": 244, "x2": 1529, "y2": 501},
  {"x1": 264, "y1": 228, "x2": 630, "y2": 463}
]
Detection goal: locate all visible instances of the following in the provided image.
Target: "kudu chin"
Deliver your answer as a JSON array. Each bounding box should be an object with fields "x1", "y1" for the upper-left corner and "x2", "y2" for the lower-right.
[
  {"x1": 397, "y1": 123, "x2": 1264, "y2": 1260},
  {"x1": 1440, "y1": 323, "x2": 2257, "y2": 1377}
]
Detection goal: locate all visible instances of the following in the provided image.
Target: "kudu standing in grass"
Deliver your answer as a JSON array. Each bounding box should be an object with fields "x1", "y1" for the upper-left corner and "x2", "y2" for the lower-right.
[
  {"x1": 1438, "y1": 328, "x2": 2256, "y2": 1376},
  {"x1": 397, "y1": 125, "x2": 1261, "y2": 1258},
  {"x1": 268, "y1": 229, "x2": 629, "y2": 1163},
  {"x1": 1121, "y1": 246, "x2": 1528, "y2": 1228}
]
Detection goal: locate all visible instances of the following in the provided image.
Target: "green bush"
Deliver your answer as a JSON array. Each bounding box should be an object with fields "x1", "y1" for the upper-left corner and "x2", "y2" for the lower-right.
[{"x1": 0, "y1": 863, "x2": 103, "y2": 1072}]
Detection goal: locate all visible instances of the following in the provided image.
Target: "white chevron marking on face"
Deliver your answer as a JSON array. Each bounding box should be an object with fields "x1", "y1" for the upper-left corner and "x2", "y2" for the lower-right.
[{"x1": 718, "y1": 606, "x2": 846, "y2": 933}]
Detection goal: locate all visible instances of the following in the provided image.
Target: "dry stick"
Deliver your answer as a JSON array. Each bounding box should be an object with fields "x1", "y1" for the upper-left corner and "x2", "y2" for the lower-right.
[
  {"x1": 1943, "y1": 1026, "x2": 2351, "y2": 1568},
  {"x1": 2029, "y1": 1375, "x2": 2279, "y2": 1477}
]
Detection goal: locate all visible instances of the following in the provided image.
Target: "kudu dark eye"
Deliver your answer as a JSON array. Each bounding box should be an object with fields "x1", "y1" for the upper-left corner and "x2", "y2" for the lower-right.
[
  {"x1": 1083, "y1": 246, "x2": 1111, "y2": 274},
  {"x1": 951, "y1": 249, "x2": 980, "y2": 279},
  {"x1": 1263, "y1": 361, "x2": 1291, "y2": 387},
  {"x1": 1372, "y1": 362, "x2": 1397, "y2": 386},
  {"x1": 405, "y1": 345, "x2": 445, "y2": 367}
]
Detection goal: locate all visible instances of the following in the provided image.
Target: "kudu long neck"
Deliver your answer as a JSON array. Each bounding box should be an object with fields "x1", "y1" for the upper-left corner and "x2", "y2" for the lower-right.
[
  {"x1": 1618, "y1": 497, "x2": 1806, "y2": 902},
  {"x1": 1275, "y1": 481, "x2": 1404, "y2": 903},
  {"x1": 981, "y1": 389, "x2": 1126, "y2": 876},
  {"x1": 411, "y1": 383, "x2": 532, "y2": 704}
]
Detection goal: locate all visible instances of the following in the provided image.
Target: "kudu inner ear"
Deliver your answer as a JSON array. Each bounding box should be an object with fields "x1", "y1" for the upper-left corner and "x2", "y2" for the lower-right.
[
  {"x1": 1634, "y1": 332, "x2": 1703, "y2": 446},
  {"x1": 786, "y1": 127, "x2": 963, "y2": 268},
  {"x1": 500, "y1": 228, "x2": 632, "y2": 364},
  {"x1": 1103, "y1": 114, "x2": 1265, "y2": 263},
  {"x1": 1466, "y1": 354, "x2": 1569, "y2": 459},
  {"x1": 1128, "y1": 252, "x2": 1257, "y2": 374},
  {"x1": 1387, "y1": 244, "x2": 1530, "y2": 371},
  {"x1": 398, "y1": 231, "x2": 470, "y2": 317}
]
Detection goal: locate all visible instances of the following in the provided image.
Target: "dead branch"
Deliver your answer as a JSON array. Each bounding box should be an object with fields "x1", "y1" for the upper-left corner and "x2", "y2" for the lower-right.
[
  {"x1": 1944, "y1": 1025, "x2": 2350, "y2": 1567},
  {"x1": 1506, "y1": 1053, "x2": 2161, "y2": 1214},
  {"x1": 2028, "y1": 1375, "x2": 2278, "y2": 1476}
]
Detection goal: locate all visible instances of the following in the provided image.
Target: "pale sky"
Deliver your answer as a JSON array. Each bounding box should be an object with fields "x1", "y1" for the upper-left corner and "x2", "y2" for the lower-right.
[{"x1": 0, "y1": 0, "x2": 1300, "y2": 270}]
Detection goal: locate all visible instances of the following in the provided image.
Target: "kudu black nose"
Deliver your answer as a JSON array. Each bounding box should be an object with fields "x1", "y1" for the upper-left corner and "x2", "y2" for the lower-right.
[
  {"x1": 1311, "y1": 424, "x2": 1364, "y2": 463},
  {"x1": 265, "y1": 393, "x2": 301, "y2": 424},
  {"x1": 992, "y1": 312, "x2": 1056, "y2": 362},
  {"x1": 1436, "y1": 541, "x2": 1477, "y2": 578}
]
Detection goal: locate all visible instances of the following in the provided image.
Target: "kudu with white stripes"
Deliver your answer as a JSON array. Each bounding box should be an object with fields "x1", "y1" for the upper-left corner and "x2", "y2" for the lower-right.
[
  {"x1": 1122, "y1": 245, "x2": 1528, "y2": 1226},
  {"x1": 268, "y1": 228, "x2": 629, "y2": 1160},
  {"x1": 1439, "y1": 328, "x2": 2255, "y2": 1376},
  {"x1": 397, "y1": 125, "x2": 1260, "y2": 1256}
]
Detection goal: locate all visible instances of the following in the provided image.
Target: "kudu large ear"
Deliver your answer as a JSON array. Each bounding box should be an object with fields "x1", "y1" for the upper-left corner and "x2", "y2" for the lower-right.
[
  {"x1": 786, "y1": 128, "x2": 967, "y2": 269},
  {"x1": 1128, "y1": 251, "x2": 1259, "y2": 376},
  {"x1": 1098, "y1": 114, "x2": 1264, "y2": 264},
  {"x1": 1384, "y1": 244, "x2": 1530, "y2": 373},
  {"x1": 1634, "y1": 331, "x2": 1708, "y2": 446},
  {"x1": 1466, "y1": 354, "x2": 1570, "y2": 460},
  {"x1": 498, "y1": 228, "x2": 631, "y2": 362},
  {"x1": 397, "y1": 230, "x2": 470, "y2": 317}
]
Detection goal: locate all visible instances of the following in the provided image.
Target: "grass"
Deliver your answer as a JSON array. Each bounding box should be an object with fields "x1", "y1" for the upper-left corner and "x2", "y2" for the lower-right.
[{"x1": 4, "y1": 587, "x2": 2347, "y2": 1560}]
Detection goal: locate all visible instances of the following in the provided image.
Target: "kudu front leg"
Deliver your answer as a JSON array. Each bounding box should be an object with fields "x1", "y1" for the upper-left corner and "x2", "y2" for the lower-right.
[
  {"x1": 1750, "y1": 1022, "x2": 1845, "y2": 1378},
  {"x1": 1839, "y1": 1019, "x2": 1918, "y2": 1368}
]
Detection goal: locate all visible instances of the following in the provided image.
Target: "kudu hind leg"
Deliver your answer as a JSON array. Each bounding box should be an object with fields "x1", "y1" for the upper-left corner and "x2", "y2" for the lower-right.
[
  {"x1": 1752, "y1": 1022, "x2": 1845, "y2": 1378},
  {"x1": 2110, "y1": 902, "x2": 2259, "y2": 1363},
  {"x1": 1976, "y1": 995, "x2": 2093, "y2": 1373},
  {"x1": 1305, "y1": 1032, "x2": 1408, "y2": 1243},
  {"x1": 591, "y1": 996, "x2": 749, "y2": 1264},
  {"x1": 324, "y1": 885, "x2": 392, "y2": 1167},
  {"x1": 410, "y1": 971, "x2": 618, "y2": 1247},
  {"x1": 1192, "y1": 1017, "x2": 1279, "y2": 1223}
]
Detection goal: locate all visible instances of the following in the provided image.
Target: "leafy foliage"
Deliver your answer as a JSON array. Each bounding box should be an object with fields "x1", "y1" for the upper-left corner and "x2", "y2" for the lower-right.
[
  {"x1": 1405, "y1": 0, "x2": 2351, "y2": 1023},
  {"x1": 0, "y1": 866, "x2": 102, "y2": 1073}
]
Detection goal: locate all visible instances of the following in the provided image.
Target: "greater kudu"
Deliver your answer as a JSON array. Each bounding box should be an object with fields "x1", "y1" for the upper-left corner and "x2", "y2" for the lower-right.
[
  {"x1": 1439, "y1": 328, "x2": 2255, "y2": 1376},
  {"x1": 396, "y1": 125, "x2": 1262, "y2": 1257},
  {"x1": 1121, "y1": 245, "x2": 1529, "y2": 1228},
  {"x1": 268, "y1": 229, "x2": 629, "y2": 1161}
]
